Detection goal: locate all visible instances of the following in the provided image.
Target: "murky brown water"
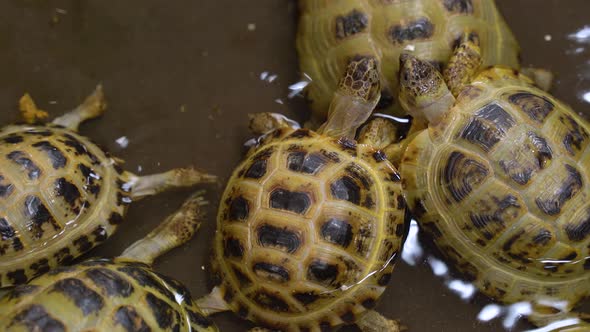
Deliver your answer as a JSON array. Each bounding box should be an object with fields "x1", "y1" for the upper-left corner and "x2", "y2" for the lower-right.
[{"x1": 0, "y1": 1, "x2": 589, "y2": 331}]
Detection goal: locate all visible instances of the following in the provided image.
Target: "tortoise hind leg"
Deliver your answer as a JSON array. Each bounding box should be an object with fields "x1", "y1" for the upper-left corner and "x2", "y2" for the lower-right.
[
  {"x1": 123, "y1": 167, "x2": 217, "y2": 200},
  {"x1": 19, "y1": 93, "x2": 49, "y2": 124},
  {"x1": 52, "y1": 85, "x2": 107, "y2": 131},
  {"x1": 356, "y1": 310, "x2": 404, "y2": 332},
  {"x1": 119, "y1": 191, "x2": 208, "y2": 264},
  {"x1": 521, "y1": 67, "x2": 553, "y2": 92}
]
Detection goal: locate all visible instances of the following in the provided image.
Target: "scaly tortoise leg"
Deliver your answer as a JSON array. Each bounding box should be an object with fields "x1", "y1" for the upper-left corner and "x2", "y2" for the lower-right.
[
  {"x1": 123, "y1": 167, "x2": 217, "y2": 200},
  {"x1": 119, "y1": 191, "x2": 208, "y2": 265},
  {"x1": 444, "y1": 30, "x2": 483, "y2": 97},
  {"x1": 521, "y1": 67, "x2": 553, "y2": 92},
  {"x1": 19, "y1": 93, "x2": 49, "y2": 124},
  {"x1": 356, "y1": 310, "x2": 405, "y2": 332},
  {"x1": 51, "y1": 85, "x2": 107, "y2": 131}
]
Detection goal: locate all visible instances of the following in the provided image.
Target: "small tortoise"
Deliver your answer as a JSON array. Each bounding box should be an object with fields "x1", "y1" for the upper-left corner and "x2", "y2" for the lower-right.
[
  {"x1": 0, "y1": 86, "x2": 216, "y2": 287},
  {"x1": 196, "y1": 59, "x2": 407, "y2": 331},
  {"x1": 0, "y1": 192, "x2": 218, "y2": 332},
  {"x1": 397, "y1": 32, "x2": 590, "y2": 328},
  {"x1": 297, "y1": 0, "x2": 553, "y2": 126}
]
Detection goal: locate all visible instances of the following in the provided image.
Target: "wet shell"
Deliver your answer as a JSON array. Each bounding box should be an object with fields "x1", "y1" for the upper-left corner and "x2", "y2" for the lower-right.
[
  {"x1": 402, "y1": 67, "x2": 590, "y2": 306},
  {"x1": 0, "y1": 124, "x2": 129, "y2": 287},
  {"x1": 0, "y1": 259, "x2": 216, "y2": 331},
  {"x1": 214, "y1": 128, "x2": 406, "y2": 331},
  {"x1": 297, "y1": 0, "x2": 519, "y2": 121}
]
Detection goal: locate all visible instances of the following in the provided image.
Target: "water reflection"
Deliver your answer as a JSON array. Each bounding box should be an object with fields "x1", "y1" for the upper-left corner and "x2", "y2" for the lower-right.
[
  {"x1": 400, "y1": 219, "x2": 584, "y2": 331},
  {"x1": 567, "y1": 26, "x2": 590, "y2": 105}
]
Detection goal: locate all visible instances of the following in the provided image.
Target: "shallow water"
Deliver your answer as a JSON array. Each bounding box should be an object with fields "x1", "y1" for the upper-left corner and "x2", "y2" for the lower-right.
[{"x1": 0, "y1": 0, "x2": 589, "y2": 331}]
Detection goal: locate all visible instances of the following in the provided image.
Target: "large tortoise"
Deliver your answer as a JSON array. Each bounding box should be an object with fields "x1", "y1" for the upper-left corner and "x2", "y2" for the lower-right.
[
  {"x1": 0, "y1": 192, "x2": 218, "y2": 332},
  {"x1": 397, "y1": 32, "x2": 590, "y2": 329},
  {"x1": 197, "y1": 59, "x2": 407, "y2": 331},
  {"x1": 296, "y1": 0, "x2": 549, "y2": 126},
  {"x1": 0, "y1": 86, "x2": 216, "y2": 287}
]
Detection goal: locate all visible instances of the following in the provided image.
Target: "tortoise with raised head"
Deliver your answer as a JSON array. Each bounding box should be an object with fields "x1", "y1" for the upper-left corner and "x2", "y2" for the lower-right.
[
  {"x1": 197, "y1": 58, "x2": 406, "y2": 331},
  {"x1": 0, "y1": 192, "x2": 218, "y2": 332},
  {"x1": 297, "y1": 0, "x2": 554, "y2": 126},
  {"x1": 397, "y1": 32, "x2": 590, "y2": 329},
  {"x1": 0, "y1": 86, "x2": 216, "y2": 287}
]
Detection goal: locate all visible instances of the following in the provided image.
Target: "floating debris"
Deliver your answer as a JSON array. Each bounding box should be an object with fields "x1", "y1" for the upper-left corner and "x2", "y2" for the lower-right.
[
  {"x1": 544, "y1": 34, "x2": 552, "y2": 42},
  {"x1": 447, "y1": 280, "x2": 476, "y2": 300},
  {"x1": 274, "y1": 99, "x2": 284, "y2": 105},
  {"x1": 260, "y1": 71, "x2": 279, "y2": 83},
  {"x1": 247, "y1": 23, "x2": 256, "y2": 31},
  {"x1": 115, "y1": 136, "x2": 129, "y2": 149},
  {"x1": 477, "y1": 304, "x2": 502, "y2": 322},
  {"x1": 568, "y1": 26, "x2": 590, "y2": 43},
  {"x1": 288, "y1": 73, "x2": 312, "y2": 98},
  {"x1": 401, "y1": 220, "x2": 423, "y2": 266}
]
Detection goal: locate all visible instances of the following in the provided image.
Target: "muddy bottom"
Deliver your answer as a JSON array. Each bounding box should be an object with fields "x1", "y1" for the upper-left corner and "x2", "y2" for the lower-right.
[{"x1": 0, "y1": 0, "x2": 589, "y2": 331}]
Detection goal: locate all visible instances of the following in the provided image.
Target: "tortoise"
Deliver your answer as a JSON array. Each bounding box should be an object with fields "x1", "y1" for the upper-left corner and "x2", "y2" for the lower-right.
[
  {"x1": 0, "y1": 191, "x2": 218, "y2": 332},
  {"x1": 396, "y1": 31, "x2": 590, "y2": 329},
  {"x1": 0, "y1": 86, "x2": 216, "y2": 287},
  {"x1": 297, "y1": 0, "x2": 552, "y2": 127},
  {"x1": 196, "y1": 58, "x2": 407, "y2": 331}
]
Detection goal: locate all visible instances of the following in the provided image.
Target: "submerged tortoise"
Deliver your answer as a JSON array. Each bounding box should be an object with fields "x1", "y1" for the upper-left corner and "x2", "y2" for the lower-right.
[
  {"x1": 0, "y1": 86, "x2": 216, "y2": 287},
  {"x1": 0, "y1": 191, "x2": 218, "y2": 332},
  {"x1": 197, "y1": 59, "x2": 407, "y2": 331},
  {"x1": 297, "y1": 0, "x2": 551, "y2": 126},
  {"x1": 397, "y1": 32, "x2": 590, "y2": 329}
]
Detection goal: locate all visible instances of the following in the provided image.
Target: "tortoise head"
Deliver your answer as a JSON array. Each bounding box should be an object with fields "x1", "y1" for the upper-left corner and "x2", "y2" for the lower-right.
[{"x1": 398, "y1": 53, "x2": 455, "y2": 125}]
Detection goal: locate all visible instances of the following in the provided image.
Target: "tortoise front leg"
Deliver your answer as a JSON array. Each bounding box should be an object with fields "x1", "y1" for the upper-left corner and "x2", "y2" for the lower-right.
[
  {"x1": 356, "y1": 310, "x2": 404, "y2": 332},
  {"x1": 444, "y1": 31, "x2": 483, "y2": 97},
  {"x1": 123, "y1": 167, "x2": 217, "y2": 200},
  {"x1": 52, "y1": 85, "x2": 107, "y2": 131}
]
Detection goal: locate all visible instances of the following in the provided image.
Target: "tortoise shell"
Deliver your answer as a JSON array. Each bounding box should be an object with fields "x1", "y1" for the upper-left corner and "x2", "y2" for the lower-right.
[
  {"x1": 213, "y1": 128, "x2": 406, "y2": 331},
  {"x1": 297, "y1": 0, "x2": 519, "y2": 123},
  {"x1": 0, "y1": 259, "x2": 216, "y2": 332},
  {"x1": 0, "y1": 123, "x2": 129, "y2": 287},
  {"x1": 401, "y1": 67, "x2": 590, "y2": 308}
]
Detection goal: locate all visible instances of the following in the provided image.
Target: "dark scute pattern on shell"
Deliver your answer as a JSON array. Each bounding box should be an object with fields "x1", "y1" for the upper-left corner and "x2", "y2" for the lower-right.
[
  {"x1": 443, "y1": 0, "x2": 473, "y2": 13},
  {"x1": 0, "y1": 175, "x2": 14, "y2": 198},
  {"x1": 8, "y1": 285, "x2": 40, "y2": 300},
  {"x1": 459, "y1": 103, "x2": 515, "y2": 151},
  {"x1": 443, "y1": 152, "x2": 489, "y2": 202},
  {"x1": 508, "y1": 92, "x2": 554, "y2": 122},
  {"x1": 189, "y1": 309, "x2": 213, "y2": 328},
  {"x1": 86, "y1": 268, "x2": 135, "y2": 297},
  {"x1": 146, "y1": 292, "x2": 175, "y2": 329},
  {"x1": 0, "y1": 217, "x2": 15, "y2": 240},
  {"x1": 287, "y1": 151, "x2": 327, "y2": 174},
  {"x1": 32, "y1": 141, "x2": 67, "y2": 169},
  {"x1": 252, "y1": 291, "x2": 291, "y2": 313},
  {"x1": 560, "y1": 114, "x2": 590, "y2": 156},
  {"x1": 244, "y1": 159, "x2": 268, "y2": 179},
  {"x1": 535, "y1": 164, "x2": 582, "y2": 215},
  {"x1": 228, "y1": 196, "x2": 249, "y2": 221},
  {"x1": 117, "y1": 265, "x2": 175, "y2": 300},
  {"x1": 7, "y1": 151, "x2": 42, "y2": 180},
  {"x1": 24, "y1": 195, "x2": 60, "y2": 239},
  {"x1": 7, "y1": 269, "x2": 27, "y2": 284},
  {"x1": 389, "y1": 17, "x2": 434, "y2": 44},
  {"x1": 51, "y1": 278, "x2": 104, "y2": 315},
  {"x1": 565, "y1": 208, "x2": 590, "y2": 242},
  {"x1": 335, "y1": 9, "x2": 368, "y2": 39},
  {"x1": 253, "y1": 262, "x2": 291, "y2": 282},
  {"x1": 55, "y1": 177, "x2": 83, "y2": 213},
  {"x1": 269, "y1": 189, "x2": 311, "y2": 214},
  {"x1": 307, "y1": 260, "x2": 339, "y2": 286},
  {"x1": 257, "y1": 224, "x2": 301, "y2": 253},
  {"x1": 114, "y1": 305, "x2": 151, "y2": 332},
  {"x1": 330, "y1": 176, "x2": 361, "y2": 205},
  {"x1": 321, "y1": 218, "x2": 353, "y2": 248},
  {"x1": 9, "y1": 304, "x2": 66, "y2": 332},
  {"x1": 224, "y1": 237, "x2": 245, "y2": 258}
]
